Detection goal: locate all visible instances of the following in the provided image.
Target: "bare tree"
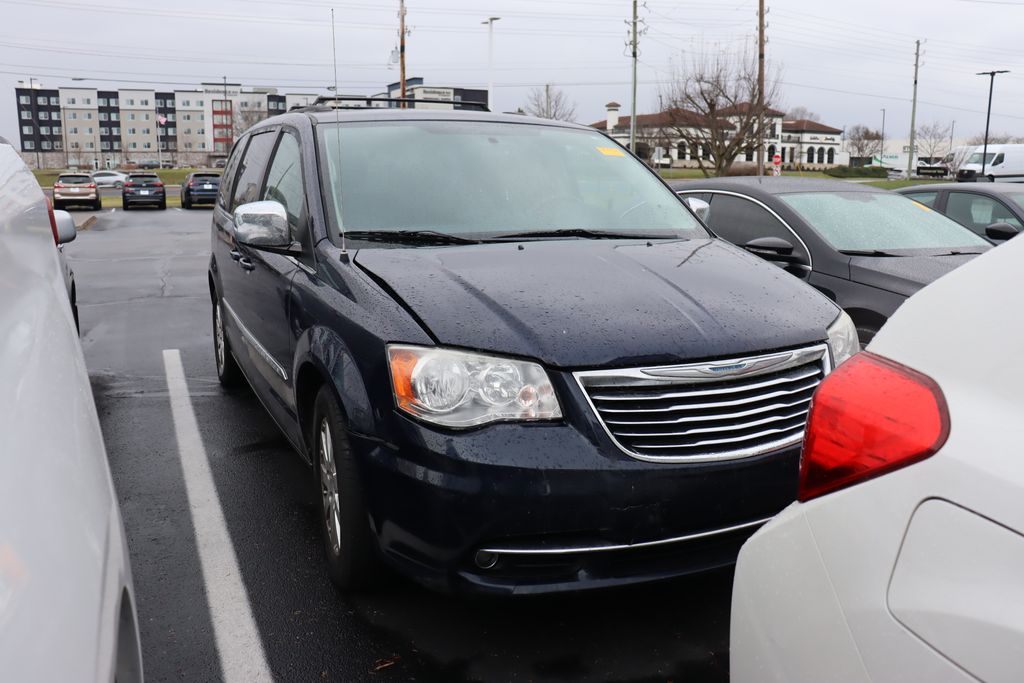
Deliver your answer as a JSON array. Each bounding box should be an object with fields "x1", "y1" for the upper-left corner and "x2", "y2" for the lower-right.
[
  {"x1": 845, "y1": 124, "x2": 883, "y2": 160},
  {"x1": 232, "y1": 106, "x2": 271, "y2": 139},
  {"x1": 786, "y1": 106, "x2": 820, "y2": 122},
  {"x1": 967, "y1": 132, "x2": 1015, "y2": 145},
  {"x1": 523, "y1": 85, "x2": 577, "y2": 122},
  {"x1": 915, "y1": 121, "x2": 952, "y2": 162},
  {"x1": 660, "y1": 50, "x2": 780, "y2": 177}
]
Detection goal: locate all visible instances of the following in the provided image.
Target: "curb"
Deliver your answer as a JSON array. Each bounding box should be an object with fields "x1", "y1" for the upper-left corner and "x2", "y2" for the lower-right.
[{"x1": 76, "y1": 215, "x2": 97, "y2": 231}]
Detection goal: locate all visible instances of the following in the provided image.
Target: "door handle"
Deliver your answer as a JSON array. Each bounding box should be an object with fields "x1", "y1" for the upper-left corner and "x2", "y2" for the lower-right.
[
  {"x1": 239, "y1": 257, "x2": 256, "y2": 271},
  {"x1": 229, "y1": 249, "x2": 242, "y2": 261}
]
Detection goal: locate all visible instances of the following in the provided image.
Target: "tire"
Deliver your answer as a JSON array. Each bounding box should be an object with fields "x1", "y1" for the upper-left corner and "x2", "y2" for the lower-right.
[
  {"x1": 312, "y1": 386, "x2": 378, "y2": 591},
  {"x1": 123, "y1": 201, "x2": 132, "y2": 211},
  {"x1": 158, "y1": 199, "x2": 167, "y2": 210},
  {"x1": 212, "y1": 298, "x2": 242, "y2": 388},
  {"x1": 53, "y1": 200, "x2": 63, "y2": 210},
  {"x1": 856, "y1": 326, "x2": 878, "y2": 349},
  {"x1": 93, "y1": 199, "x2": 102, "y2": 211},
  {"x1": 182, "y1": 193, "x2": 191, "y2": 210}
]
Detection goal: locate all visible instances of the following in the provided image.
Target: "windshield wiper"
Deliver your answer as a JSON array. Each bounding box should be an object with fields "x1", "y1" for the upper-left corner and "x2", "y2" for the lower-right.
[
  {"x1": 929, "y1": 249, "x2": 986, "y2": 256},
  {"x1": 343, "y1": 229, "x2": 483, "y2": 245},
  {"x1": 837, "y1": 249, "x2": 904, "y2": 257},
  {"x1": 493, "y1": 228, "x2": 676, "y2": 240}
]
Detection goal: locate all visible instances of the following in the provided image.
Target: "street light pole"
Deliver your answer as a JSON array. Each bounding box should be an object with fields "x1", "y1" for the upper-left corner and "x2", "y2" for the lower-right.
[
  {"x1": 481, "y1": 17, "x2": 500, "y2": 111},
  {"x1": 977, "y1": 70, "x2": 1009, "y2": 177}
]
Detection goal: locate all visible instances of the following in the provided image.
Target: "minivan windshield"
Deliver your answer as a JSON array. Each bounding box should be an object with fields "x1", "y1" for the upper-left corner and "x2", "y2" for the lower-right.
[
  {"x1": 779, "y1": 191, "x2": 990, "y2": 252},
  {"x1": 317, "y1": 120, "x2": 706, "y2": 240}
]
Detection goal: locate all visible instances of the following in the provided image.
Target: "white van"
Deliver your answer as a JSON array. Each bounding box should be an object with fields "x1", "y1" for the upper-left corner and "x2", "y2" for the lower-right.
[{"x1": 957, "y1": 143, "x2": 1024, "y2": 182}]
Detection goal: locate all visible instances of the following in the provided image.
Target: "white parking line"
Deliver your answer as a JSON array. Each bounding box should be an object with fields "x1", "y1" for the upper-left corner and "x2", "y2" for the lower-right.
[{"x1": 162, "y1": 349, "x2": 273, "y2": 682}]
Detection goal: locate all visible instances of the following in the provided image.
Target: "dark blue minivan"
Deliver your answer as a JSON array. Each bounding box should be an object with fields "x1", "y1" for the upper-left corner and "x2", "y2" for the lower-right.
[{"x1": 208, "y1": 101, "x2": 857, "y2": 595}]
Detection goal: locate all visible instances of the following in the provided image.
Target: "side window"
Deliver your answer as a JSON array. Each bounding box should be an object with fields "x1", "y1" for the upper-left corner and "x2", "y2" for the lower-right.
[
  {"x1": 947, "y1": 192, "x2": 1022, "y2": 232},
  {"x1": 230, "y1": 130, "x2": 278, "y2": 211},
  {"x1": 905, "y1": 191, "x2": 938, "y2": 208},
  {"x1": 217, "y1": 135, "x2": 248, "y2": 210},
  {"x1": 993, "y1": 153, "x2": 1005, "y2": 167},
  {"x1": 705, "y1": 194, "x2": 807, "y2": 260},
  {"x1": 261, "y1": 131, "x2": 307, "y2": 238}
]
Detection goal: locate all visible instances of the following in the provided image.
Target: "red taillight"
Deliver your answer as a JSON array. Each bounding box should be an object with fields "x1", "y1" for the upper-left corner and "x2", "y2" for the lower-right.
[
  {"x1": 54, "y1": 182, "x2": 64, "y2": 188},
  {"x1": 125, "y1": 182, "x2": 135, "y2": 187},
  {"x1": 46, "y1": 196, "x2": 59, "y2": 244},
  {"x1": 87, "y1": 182, "x2": 96, "y2": 188},
  {"x1": 188, "y1": 181, "x2": 196, "y2": 187},
  {"x1": 154, "y1": 181, "x2": 164, "y2": 187},
  {"x1": 798, "y1": 352, "x2": 949, "y2": 502}
]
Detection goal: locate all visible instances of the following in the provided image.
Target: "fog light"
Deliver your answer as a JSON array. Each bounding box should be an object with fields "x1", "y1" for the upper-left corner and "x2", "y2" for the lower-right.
[{"x1": 474, "y1": 550, "x2": 498, "y2": 569}]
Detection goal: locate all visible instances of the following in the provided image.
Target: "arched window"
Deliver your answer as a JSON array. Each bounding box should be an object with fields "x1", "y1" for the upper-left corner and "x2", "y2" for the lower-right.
[
  {"x1": 806, "y1": 147, "x2": 815, "y2": 164},
  {"x1": 817, "y1": 148, "x2": 825, "y2": 164},
  {"x1": 827, "y1": 147, "x2": 835, "y2": 164},
  {"x1": 745, "y1": 147, "x2": 754, "y2": 161},
  {"x1": 767, "y1": 144, "x2": 776, "y2": 160},
  {"x1": 677, "y1": 142, "x2": 688, "y2": 160},
  {"x1": 692, "y1": 143, "x2": 700, "y2": 160}
]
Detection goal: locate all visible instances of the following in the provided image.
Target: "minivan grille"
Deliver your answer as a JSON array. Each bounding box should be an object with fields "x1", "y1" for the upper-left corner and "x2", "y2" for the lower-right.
[{"x1": 575, "y1": 345, "x2": 829, "y2": 463}]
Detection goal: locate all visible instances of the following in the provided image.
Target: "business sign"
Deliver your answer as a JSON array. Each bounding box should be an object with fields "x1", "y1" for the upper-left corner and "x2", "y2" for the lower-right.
[{"x1": 418, "y1": 87, "x2": 454, "y2": 101}]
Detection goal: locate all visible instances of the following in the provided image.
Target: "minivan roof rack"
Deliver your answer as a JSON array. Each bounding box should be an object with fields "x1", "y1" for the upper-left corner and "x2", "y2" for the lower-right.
[{"x1": 290, "y1": 96, "x2": 490, "y2": 112}]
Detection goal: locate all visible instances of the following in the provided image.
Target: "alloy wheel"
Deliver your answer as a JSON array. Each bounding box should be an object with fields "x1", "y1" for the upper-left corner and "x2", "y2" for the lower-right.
[
  {"x1": 214, "y1": 302, "x2": 226, "y2": 373},
  {"x1": 319, "y1": 419, "x2": 342, "y2": 556}
]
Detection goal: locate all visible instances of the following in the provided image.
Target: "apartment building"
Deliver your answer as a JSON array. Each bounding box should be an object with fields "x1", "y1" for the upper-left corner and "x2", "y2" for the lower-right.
[{"x1": 13, "y1": 79, "x2": 488, "y2": 168}]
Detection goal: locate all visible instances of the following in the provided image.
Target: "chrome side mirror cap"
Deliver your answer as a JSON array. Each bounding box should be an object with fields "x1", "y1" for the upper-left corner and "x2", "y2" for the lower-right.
[
  {"x1": 232, "y1": 201, "x2": 290, "y2": 248},
  {"x1": 52, "y1": 209, "x2": 77, "y2": 244},
  {"x1": 682, "y1": 196, "x2": 711, "y2": 223}
]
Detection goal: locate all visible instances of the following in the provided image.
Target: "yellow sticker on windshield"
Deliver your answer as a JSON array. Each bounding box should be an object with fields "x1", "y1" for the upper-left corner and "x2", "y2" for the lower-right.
[{"x1": 597, "y1": 146, "x2": 625, "y2": 157}]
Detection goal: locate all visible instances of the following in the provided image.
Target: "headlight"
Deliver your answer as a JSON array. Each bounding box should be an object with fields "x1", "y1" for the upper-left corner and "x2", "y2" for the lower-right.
[
  {"x1": 387, "y1": 345, "x2": 562, "y2": 428},
  {"x1": 826, "y1": 309, "x2": 859, "y2": 368}
]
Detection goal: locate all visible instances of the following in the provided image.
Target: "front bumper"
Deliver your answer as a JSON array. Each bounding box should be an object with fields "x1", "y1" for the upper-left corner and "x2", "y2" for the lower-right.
[{"x1": 351, "y1": 412, "x2": 799, "y2": 595}]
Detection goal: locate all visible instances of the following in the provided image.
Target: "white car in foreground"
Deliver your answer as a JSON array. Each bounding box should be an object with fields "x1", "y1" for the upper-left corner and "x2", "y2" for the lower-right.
[
  {"x1": 0, "y1": 138, "x2": 143, "y2": 681},
  {"x1": 731, "y1": 230, "x2": 1023, "y2": 683}
]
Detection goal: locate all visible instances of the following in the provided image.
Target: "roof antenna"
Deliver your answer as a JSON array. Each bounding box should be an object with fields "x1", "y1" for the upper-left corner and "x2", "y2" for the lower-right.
[{"x1": 331, "y1": 7, "x2": 348, "y2": 260}]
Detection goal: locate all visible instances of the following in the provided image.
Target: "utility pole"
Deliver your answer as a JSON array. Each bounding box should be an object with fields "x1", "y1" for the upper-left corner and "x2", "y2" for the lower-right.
[
  {"x1": 544, "y1": 84, "x2": 551, "y2": 118},
  {"x1": 399, "y1": 0, "x2": 408, "y2": 103},
  {"x1": 756, "y1": 0, "x2": 766, "y2": 176},
  {"x1": 629, "y1": 0, "x2": 638, "y2": 153},
  {"x1": 482, "y1": 16, "x2": 500, "y2": 111},
  {"x1": 949, "y1": 119, "x2": 955, "y2": 158},
  {"x1": 977, "y1": 70, "x2": 1009, "y2": 177},
  {"x1": 907, "y1": 39, "x2": 921, "y2": 178}
]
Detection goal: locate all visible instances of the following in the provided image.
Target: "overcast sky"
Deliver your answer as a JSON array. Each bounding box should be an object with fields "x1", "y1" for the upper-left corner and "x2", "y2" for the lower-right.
[{"x1": 3, "y1": 0, "x2": 1023, "y2": 143}]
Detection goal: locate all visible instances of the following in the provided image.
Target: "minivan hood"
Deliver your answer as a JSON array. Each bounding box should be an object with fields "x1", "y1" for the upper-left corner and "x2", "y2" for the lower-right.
[
  {"x1": 355, "y1": 238, "x2": 838, "y2": 368},
  {"x1": 849, "y1": 252, "x2": 984, "y2": 298}
]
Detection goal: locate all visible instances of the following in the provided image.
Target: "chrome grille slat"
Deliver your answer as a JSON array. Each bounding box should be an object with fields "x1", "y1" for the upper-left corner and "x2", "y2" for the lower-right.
[
  {"x1": 574, "y1": 344, "x2": 830, "y2": 463},
  {"x1": 603, "y1": 396, "x2": 813, "y2": 426},
  {"x1": 593, "y1": 378, "x2": 819, "y2": 413},
  {"x1": 615, "y1": 408, "x2": 810, "y2": 438},
  {"x1": 588, "y1": 366, "x2": 821, "y2": 401}
]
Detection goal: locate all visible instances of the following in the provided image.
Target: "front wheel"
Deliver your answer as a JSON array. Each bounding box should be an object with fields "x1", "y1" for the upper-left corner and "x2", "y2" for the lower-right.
[
  {"x1": 212, "y1": 299, "x2": 242, "y2": 388},
  {"x1": 313, "y1": 386, "x2": 378, "y2": 591}
]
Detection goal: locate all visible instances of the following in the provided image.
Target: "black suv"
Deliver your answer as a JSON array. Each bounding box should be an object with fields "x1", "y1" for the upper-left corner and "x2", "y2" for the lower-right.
[
  {"x1": 122, "y1": 173, "x2": 166, "y2": 210},
  {"x1": 181, "y1": 172, "x2": 221, "y2": 209},
  {"x1": 208, "y1": 103, "x2": 855, "y2": 595}
]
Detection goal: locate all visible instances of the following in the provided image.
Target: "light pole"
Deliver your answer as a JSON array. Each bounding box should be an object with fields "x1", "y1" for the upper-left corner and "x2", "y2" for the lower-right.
[
  {"x1": 879, "y1": 108, "x2": 886, "y2": 165},
  {"x1": 481, "y1": 16, "x2": 500, "y2": 110},
  {"x1": 977, "y1": 70, "x2": 1009, "y2": 177}
]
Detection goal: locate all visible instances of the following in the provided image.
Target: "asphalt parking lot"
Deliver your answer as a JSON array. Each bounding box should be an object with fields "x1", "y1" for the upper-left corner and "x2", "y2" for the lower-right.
[{"x1": 68, "y1": 207, "x2": 734, "y2": 682}]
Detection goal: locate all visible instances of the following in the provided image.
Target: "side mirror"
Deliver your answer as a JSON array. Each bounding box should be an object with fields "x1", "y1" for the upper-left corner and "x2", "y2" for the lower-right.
[
  {"x1": 52, "y1": 209, "x2": 77, "y2": 244},
  {"x1": 233, "y1": 201, "x2": 290, "y2": 248},
  {"x1": 744, "y1": 236, "x2": 794, "y2": 256},
  {"x1": 985, "y1": 221, "x2": 1019, "y2": 241},
  {"x1": 681, "y1": 195, "x2": 711, "y2": 223}
]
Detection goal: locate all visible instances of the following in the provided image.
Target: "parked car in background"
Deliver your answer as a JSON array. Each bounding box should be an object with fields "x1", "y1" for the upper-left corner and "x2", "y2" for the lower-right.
[
  {"x1": 0, "y1": 137, "x2": 143, "y2": 682},
  {"x1": 731, "y1": 231, "x2": 1024, "y2": 683},
  {"x1": 53, "y1": 172, "x2": 101, "y2": 210},
  {"x1": 181, "y1": 172, "x2": 220, "y2": 209},
  {"x1": 213, "y1": 157, "x2": 227, "y2": 168},
  {"x1": 957, "y1": 143, "x2": 1024, "y2": 182},
  {"x1": 209, "y1": 106, "x2": 856, "y2": 596},
  {"x1": 122, "y1": 172, "x2": 166, "y2": 210},
  {"x1": 671, "y1": 177, "x2": 990, "y2": 345},
  {"x1": 898, "y1": 182, "x2": 1023, "y2": 242},
  {"x1": 91, "y1": 170, "x2": 128, "y2": 188}
]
